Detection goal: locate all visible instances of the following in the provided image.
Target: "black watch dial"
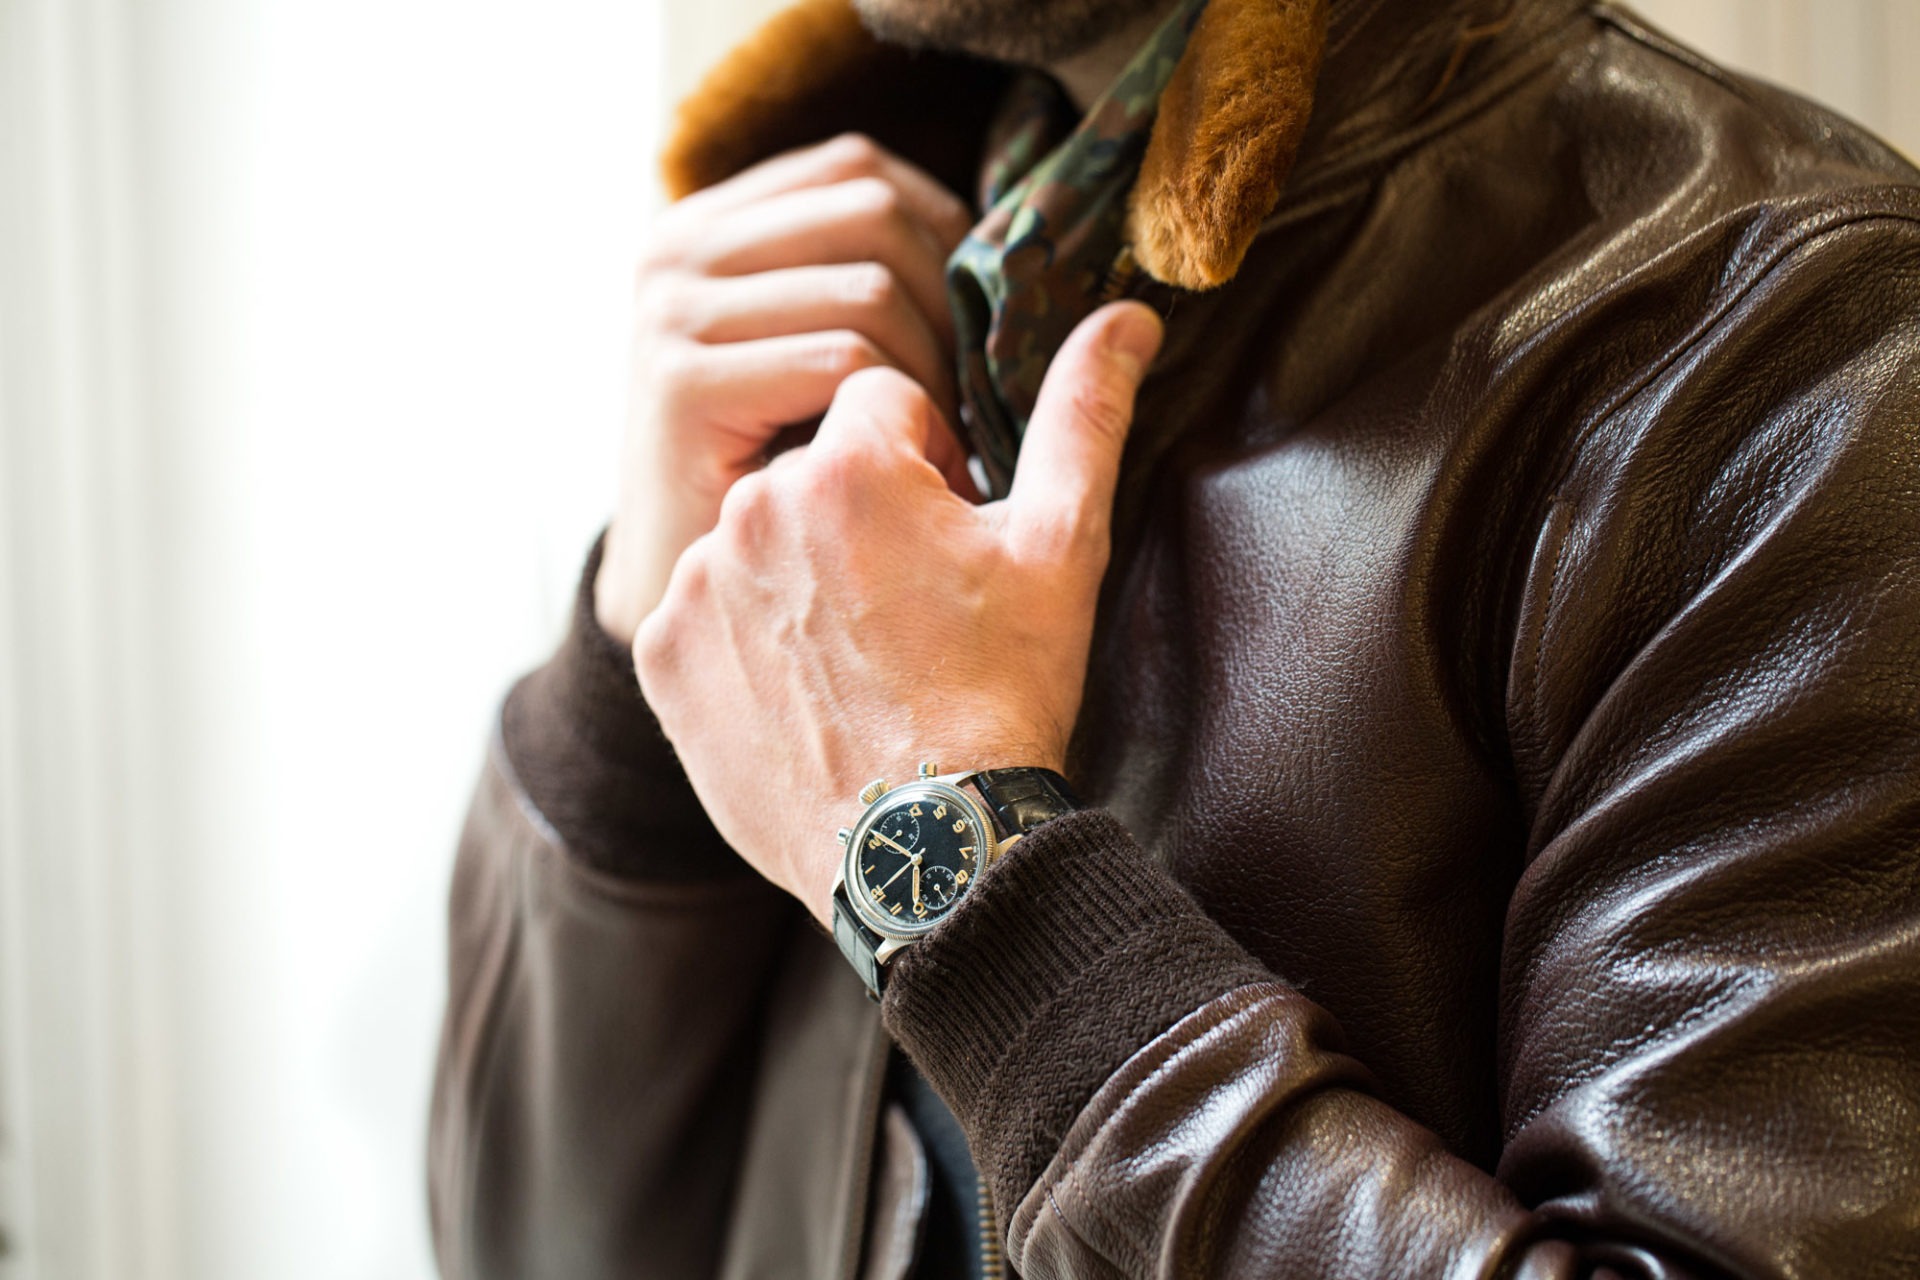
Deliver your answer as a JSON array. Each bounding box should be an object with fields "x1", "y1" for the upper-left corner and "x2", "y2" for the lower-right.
[{"x1": 848, "y1": 783, "x2": 988, "y2": 936}]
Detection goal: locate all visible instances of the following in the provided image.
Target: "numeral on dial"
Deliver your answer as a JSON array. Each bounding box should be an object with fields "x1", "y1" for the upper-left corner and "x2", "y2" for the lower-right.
[
  {"x1": 952, "y1": 819, "x2": 966, "y2": 833},
  {"x1": 913, "y1": 903, "x2": 928, "y2": 918},
  {"x1": 955, "y1": 870, "x2": 970, "y2": 886},
  {"x1": 910, "y1": 804, "x2": 923, "y2": 817},
  {"x1": 934, "y1": 804, "x2": 947, "y2": 819},
  {"x1": 869, "y1": 886, "x2": 886, "y2": 903},
  {"x1": 959, "y1": 846, "x2": 974, "y2": 860},
  {"x1": 868, "y1": 835, "x2": 881, "y2": 851},
  {"x1": 889, "y1": 902, "x2": 903, "y2": 916}
]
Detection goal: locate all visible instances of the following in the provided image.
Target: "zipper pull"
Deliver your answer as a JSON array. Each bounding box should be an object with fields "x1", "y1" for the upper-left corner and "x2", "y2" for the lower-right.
[{"x1": 1096, "y1": 245, "x2": 1142, "y2": 304}]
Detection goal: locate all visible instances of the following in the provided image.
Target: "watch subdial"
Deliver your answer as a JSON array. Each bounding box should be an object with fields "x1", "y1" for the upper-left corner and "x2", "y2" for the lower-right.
[
  {"x1": 918, "y1": 865, "x2": 958, "y2": 912},
  {"x1": 868, "y1": 811, "x2": 920, "y2": 856}
]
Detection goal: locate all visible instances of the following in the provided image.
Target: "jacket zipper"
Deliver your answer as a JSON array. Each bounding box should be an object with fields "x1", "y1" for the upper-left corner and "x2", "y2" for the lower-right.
[
  {"x1": 977, "y1": 1175, "x2": 1004, "y2": 1280},
  {"x1": 1096, "y1": 245, "x2": 1142, "y2": 304}
]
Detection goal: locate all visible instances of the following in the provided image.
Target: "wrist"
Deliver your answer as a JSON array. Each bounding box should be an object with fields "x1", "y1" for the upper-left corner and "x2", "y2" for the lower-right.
[{"x1": 826, "y1": 762, "x2": 1081, "y2": 999}]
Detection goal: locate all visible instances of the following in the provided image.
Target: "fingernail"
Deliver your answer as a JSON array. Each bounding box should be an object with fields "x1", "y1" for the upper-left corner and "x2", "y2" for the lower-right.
[{"x1": 1105, "y1": 303, "x2": 1165, "y2": 375}]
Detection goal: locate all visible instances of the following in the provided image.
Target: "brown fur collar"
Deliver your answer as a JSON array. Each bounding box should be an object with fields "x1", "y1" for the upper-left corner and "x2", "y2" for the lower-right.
[
  {"x1": 660, "y1": 0, "x2": 1328, "y2": 292},
  {"x1": 1128, "y1": 0, "x2": 1327, "y2": 287},
  {"x1": 659, "y1": 1, "x2": 1578, "y2": 288}
]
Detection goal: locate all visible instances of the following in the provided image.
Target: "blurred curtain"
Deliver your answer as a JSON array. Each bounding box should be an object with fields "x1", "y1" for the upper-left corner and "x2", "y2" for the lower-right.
[{"x1": 2, "y1": 0, "x2": 661, "y2": 1276}]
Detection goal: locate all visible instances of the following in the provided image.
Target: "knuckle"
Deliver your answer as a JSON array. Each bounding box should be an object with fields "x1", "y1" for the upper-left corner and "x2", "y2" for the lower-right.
[
  {"x1": 633, "y1": 608, "x2": 670, "y2": 674},
  {"x1": 815, "y1": 329, "x2": 887, "y2": 380},
  {"x1": 633, "y1": 588, "x2": 686, "y2": 684},
  {"x1": 845, "y1": 175, "x2": 905, "y2": 224},
  {"x1": 646, "y1": 336, "x2": 703, "y2": 393},
  {"x1": 836, "y1": 362, "x2": 924, "y2": 414},
  {"x1": 716, "y1": 469, "x2": 774, "y2": 528},
  {"x1": 632, "y1": 222, "x2": 684, "y2": 280},
  {"x1": 841, "y1": 261, "x2": 902, "y2": 315},
  {"x1": 634, "y1": 273, "x2": 697, "y2": 334},
  {"x1": 819, "y1": 132, "x2": 885, "y2": 176}
]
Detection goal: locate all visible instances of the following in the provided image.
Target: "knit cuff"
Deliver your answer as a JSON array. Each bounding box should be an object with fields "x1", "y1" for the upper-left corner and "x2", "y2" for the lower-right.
[
  {"x1": 882, "y1": 809, "x2": 1272, "y2": 1218},
  {"x1": 499, "y1": 537, "x2": 745, "y2": 881}
]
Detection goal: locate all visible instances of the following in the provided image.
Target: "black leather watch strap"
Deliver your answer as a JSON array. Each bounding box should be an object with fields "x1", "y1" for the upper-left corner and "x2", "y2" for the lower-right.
[
  {"x1": 831, "y1": 886, "x2": 887, "y2": 1001},
  {"x1": 970, "y1": 767, "x2": 1080, "y2": 839}
]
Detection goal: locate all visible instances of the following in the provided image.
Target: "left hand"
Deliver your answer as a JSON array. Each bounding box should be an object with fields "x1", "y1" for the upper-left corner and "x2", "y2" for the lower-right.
[{"x1": 634, "y1": 301, "x2": 1165, "y2": 925}]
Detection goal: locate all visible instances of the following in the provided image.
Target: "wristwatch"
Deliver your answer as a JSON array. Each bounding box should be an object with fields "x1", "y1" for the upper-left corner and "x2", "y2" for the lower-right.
[{"x1": 830, "y1": 763, "x2": 1079, "y2": 1000}]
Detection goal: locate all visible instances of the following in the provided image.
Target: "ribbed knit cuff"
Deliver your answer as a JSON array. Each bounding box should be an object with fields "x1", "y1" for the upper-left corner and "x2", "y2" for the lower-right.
[
  {"x1": 882, "y1": 809, "x2": 1272, "y2": 1218},
  {"x1": 498, "y1": 537, "x2": 745, "y2": 881}
]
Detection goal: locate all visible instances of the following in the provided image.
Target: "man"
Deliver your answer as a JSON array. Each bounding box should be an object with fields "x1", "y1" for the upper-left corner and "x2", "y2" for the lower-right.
[{"x1": 429, "y1": 0, "x2": 1920, "y2": 1275}]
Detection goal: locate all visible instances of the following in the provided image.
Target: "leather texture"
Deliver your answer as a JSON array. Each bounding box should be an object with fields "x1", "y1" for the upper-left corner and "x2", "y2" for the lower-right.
[
  {"x1": 429, "y1": 2, "x2": 1920, "y2": 1277},
  {"x1": 862, "y1": 1105, "x2": 931, "y2": 1280},
  {"x1": 968, "y1": 767, "x2": 1081, "y2": 839}
]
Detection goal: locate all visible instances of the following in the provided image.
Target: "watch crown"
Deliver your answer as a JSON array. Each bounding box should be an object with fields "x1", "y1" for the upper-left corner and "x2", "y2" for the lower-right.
[
  {"x1": 836, "y1": 827, "x2": 853, "y2": 845},
  {"x1": 917, "y1": 762, "x2": 938, "y2": 778},
  {"x1": 858, "y1": 779, "x2": 890, "y2": 806}
]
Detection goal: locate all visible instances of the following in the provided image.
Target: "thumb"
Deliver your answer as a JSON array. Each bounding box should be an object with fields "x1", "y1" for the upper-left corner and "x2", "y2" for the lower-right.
[{"x1": 1008, "y1": 301, "x2": 1164, "y2": 537}]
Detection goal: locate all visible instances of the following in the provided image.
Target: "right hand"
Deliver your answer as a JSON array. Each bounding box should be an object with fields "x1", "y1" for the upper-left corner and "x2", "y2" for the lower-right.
[{"x1": 595, "y1": 133, "x2": 979, "y2": 644}]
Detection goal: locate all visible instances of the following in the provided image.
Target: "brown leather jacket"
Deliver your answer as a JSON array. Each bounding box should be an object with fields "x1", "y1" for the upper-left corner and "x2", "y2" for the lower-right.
[{"x1": 428, "y1": 1, "x2": 1920, "y2": 1276}]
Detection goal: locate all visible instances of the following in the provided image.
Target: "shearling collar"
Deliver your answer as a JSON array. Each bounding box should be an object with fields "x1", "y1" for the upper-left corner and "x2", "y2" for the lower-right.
[{"x1": 661, "y1": 0, "x2": 1585, "y2": 291}]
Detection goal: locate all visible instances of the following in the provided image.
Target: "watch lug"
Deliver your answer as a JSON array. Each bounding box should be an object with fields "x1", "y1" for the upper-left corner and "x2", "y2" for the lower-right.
[{"x1": 874, "y1": 937, "x2": 909, "y2": 964}]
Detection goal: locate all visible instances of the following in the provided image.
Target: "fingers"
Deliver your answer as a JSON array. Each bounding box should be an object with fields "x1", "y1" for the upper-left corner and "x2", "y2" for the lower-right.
[
  {"x1": 662, "y1": 263, "x2": 957, "y2": 416},
  {"x1": 679, "y1": 179, "x2": 960, "y2": 347},
  {"x1": 813, "y1": 366, "x2": 983, "y2": 503},
  {"x1": 662, "y1": 330, "x2": 894, "y2": 451},
  {"x1": 679, "y1": 133, "x2": 973, "y2": 251},
  {"x1": 1008, "y1": 302, "x2": 1164, "y2": 540}
]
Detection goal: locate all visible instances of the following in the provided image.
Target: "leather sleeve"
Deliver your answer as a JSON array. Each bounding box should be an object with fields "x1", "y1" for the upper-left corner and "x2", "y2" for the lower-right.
[
  {"x1": 883, "y1": 213, "x2": 1920, "y2": 1278},
  {"x1": 428, "y1": 543, "x2": 801, "y2": 1278}
]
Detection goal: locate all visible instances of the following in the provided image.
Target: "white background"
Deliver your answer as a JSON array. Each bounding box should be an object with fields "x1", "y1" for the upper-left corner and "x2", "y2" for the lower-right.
[{"x1": 0, "y1": 2, "x2": 1912, "y2": 1278}]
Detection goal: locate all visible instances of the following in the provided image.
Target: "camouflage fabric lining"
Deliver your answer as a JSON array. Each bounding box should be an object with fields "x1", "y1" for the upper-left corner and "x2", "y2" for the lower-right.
[{"x1": 947, "y1": 0, "x2": 1208, "y2": 496}]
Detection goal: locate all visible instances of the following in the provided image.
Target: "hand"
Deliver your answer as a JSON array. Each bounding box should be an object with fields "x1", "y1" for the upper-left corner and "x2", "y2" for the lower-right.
[
  {"x1": 635, "y1": 302, "x2": 1164, "y2": 926},
  {"x1": 595, "y1": 133, "x2": 978, "y2": 644}
]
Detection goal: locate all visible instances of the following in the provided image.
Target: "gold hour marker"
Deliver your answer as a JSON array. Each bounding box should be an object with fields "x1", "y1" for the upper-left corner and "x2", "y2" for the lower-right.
[
  {"x1": 870, "y1": 886, "x2": 886, "y2": 903},
  {"x1": 934, "y1": 804, "x2": 947, "y2": 819},
  {"x1": 913, "y1": 902, "x2": 928, "y2": 918},
  {"x1": 868, "y1": 835, "x2": 881, "y2": 850},
  {"x1": 889, "y1": 902, "x2": 903, "y2": 916},
  {"x1": 909, "y1": 804, "x2": 923, "y2": 817},
  {"x1": 952, "y1": 819, "x2": 966, "y2": 833},
  {"x1": 864, "y1": 866, "x2": 874, "y2": 875},
  {"x1": 955, "y1": 869, "x2": 970, "y2": 886},
  {"x1": 959, "y1": 846, "x2": 974, "y2": 860}
]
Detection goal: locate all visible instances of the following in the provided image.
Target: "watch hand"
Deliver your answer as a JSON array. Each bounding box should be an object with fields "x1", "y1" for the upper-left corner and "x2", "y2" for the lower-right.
[
  {"x1": 871, "y1": 830, "x2": 915, "y2": 858},
  {"x1": 911, "y1": 862, "x2": 922, "y2": 909},
  {"x1": 878, "y1": 852, "x2": 921, "y2": 892}
]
